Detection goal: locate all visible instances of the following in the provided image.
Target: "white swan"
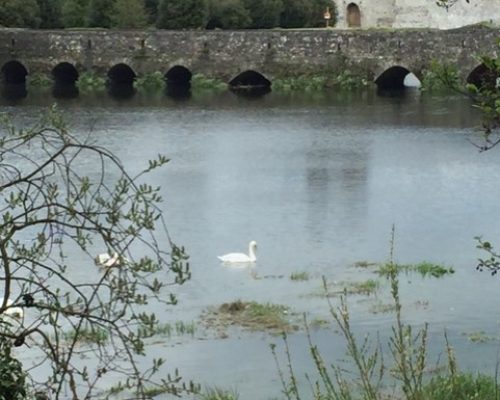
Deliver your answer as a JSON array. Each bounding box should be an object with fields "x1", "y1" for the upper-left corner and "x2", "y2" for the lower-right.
[
  {"x1": 218, "y1": 241, "x2": 257, "y2": 264},
  {"x1": 95, "y1": 252, "x2": 121, "y2": 268},
  {"x1": 1, "y1": 298, "x2": 23, "y2": 319}
]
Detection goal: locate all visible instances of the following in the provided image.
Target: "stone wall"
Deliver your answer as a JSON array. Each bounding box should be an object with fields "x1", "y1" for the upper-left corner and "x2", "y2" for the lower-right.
[
  {"x1": 335, "y1": 0, "x2": 500, "y2": 29},
  {"x1": 0, "y1": 26, "x2": 497, "y2": 86}
]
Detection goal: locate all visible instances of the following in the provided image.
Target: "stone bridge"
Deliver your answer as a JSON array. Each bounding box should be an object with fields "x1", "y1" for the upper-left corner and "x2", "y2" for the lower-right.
[{"x1": 0, "y1": 25, "x2": 498, "y2": 89}]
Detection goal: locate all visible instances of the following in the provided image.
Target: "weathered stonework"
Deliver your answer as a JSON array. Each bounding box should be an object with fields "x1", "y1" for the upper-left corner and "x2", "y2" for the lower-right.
[
  {"x1": 335, "y1": 0, "x2": 500, "y2": 29},
  {"x1": 0, "y1": 26, "x2": 498, "y2": 85}
]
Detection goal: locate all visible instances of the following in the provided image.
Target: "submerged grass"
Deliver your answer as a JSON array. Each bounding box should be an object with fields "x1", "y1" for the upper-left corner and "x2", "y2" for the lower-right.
[
  {"x1": 203, "y1": 300, "x2": 296, "y2": 334},
  {"x1": 290, "y1": 271, "x2": 310, "y2": 281},
  {"x1": 313, "y1": 278, "x2": 380, "y2": 297},
  {"x1": 199, "y1": 387, "x2": 239, "y2": 400},
  {"x1": 376, "y1": 261, "x2": 454, "y2": 278}
]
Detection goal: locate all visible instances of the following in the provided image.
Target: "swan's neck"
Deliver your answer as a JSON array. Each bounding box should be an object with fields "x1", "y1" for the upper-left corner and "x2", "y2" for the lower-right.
[{"x1": 248, "y1": 244, "x2": 257, "y2": 261}]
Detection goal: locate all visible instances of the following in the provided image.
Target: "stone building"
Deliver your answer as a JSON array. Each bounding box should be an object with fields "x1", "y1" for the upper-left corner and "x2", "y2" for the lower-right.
[{"x1": 334, "y1": 0, "x2": 500, "y2": 29}]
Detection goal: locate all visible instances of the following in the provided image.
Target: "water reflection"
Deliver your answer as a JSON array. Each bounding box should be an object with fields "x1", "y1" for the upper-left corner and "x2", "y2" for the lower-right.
[
  {"x1": 107, "y1": 83, "x2": 136, "y2": 100},
  {"x1": 52, "y1": 83, "x2": 79, "y2": 99},
  {"x1": 229, "y1": 86, "x2": 271, "y2": 99},
  {"x1": 166, "y1": 82, "x2": 191, "y2": 101},
  {"x1": 1, "y1": 83, "x2": 27, "y2": 102}
]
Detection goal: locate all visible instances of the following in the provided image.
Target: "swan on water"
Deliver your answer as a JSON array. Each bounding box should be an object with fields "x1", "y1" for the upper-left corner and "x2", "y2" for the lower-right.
[
  {"x1": 1, "y1": 298, "x2": 23, "y2": 319},
  {"x1": 95, "y1": 252, "x2": 121, "y2": 268},
  {"x1": 218, "y1": 241, "x2": 257, "y2": 264}
]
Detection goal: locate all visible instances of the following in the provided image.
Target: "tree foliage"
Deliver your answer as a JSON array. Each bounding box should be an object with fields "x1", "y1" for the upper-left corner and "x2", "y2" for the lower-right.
[
  {"x1": 156, "y1": 0, "x2": 208, "y2": 29},
  {"x1": 279, "y1": 0, "x2": 311, "y2": 28},
  {"x1": 61, "y1": 0, "x2": 88, "y2": 28},
  {"x1": 307, "y1": 0, "x2": 338, "y2": 27},
  {"x1": 242, "y1": 0, "x2": 283, "y2": 28},
  {"x1": 37, "y1": 0, "x2": 64, "y2": 28},
  {"x1": 0, "y1": 0, "x2": 41, "y2": 28},
  {"x1": 112, "y1": 0, "x2": 148, "y2": 28},
  {"x1": 206, "y1": 0, "x2": 251, "y2": 29},
  {"x1": 86, "y1": 0, "x2": 114, "y2": 27},
  {"x1": 0, "y1": 106, "x2": 192, "y2": 398}
]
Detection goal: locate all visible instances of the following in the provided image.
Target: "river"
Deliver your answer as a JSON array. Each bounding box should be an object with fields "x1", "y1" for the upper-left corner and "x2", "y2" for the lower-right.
[{"x1": 3, "y1": 86, "x2": 500, "y2": 399}]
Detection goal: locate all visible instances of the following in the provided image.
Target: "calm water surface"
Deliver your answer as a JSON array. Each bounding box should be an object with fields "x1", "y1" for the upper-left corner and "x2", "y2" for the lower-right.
[{"x1": 5, "y1": 88, "x2": 500, "y2": 398}]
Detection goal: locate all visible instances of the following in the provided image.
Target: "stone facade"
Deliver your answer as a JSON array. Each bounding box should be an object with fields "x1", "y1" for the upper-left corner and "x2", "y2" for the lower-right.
[
  {"x1": 0, "y1": 26, "x2": 498, "y2": 88},
  {"x1": 334, "y1": 0, "x2": 500, "y2": 29}
]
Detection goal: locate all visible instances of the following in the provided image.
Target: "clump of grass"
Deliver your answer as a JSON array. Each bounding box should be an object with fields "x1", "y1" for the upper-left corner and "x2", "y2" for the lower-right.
[
  {"x1": 27, "y1": 73, "x2": 52, "y2": 88},
  {"x1": 463, "y1": 331, "x2": 497, "y2": 343},
  {"x1": 134, "y1": 71, "x2": 166, "y2": 91},
  {"x1": 77, "y1": 71, "x2": 105, "y2": 92},
  {"x1": 191, "y1": 74, "x2": 226, "y2": 91},
  {"x1": 139, "y1": 321, "x2": 196, "y2": 338},
  {"x1": 376, "y1": 261, "x2": 454, "y2": 278},
  {"x1": 62, "y1": 327, "x2": 109, "y2": 345},
  {"x1": 333, "y1": 70, "x2": 369, "y2": 90},
  {"x1": 289, "y1": 271, "x2": 310, "y2": 281},
  {"x1": 344, "y1": 279, "x2": 379, "y2": 295},
  {"x1": 369, "y1": 301, "x2": 397, "y2": 314},
  {"x1": 314, "y1": 279, "x2": 380, "y2": 297},
  {"x1": 353, "y1": 260, "x2": 377, "y2": 268},
  {"x1": 199, "y1": 387, "x2": 239, "y2": 400},
  {"x1": 203, "y1": 300, "x2": 295, "y2": 333},
  {"x1": 422, "y1": 372, "x2": 500, "y2": 400}
]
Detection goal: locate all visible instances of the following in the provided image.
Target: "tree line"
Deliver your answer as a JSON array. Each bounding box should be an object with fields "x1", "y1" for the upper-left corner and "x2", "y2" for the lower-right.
[{"x1": 0, "y1": 0, "x2": 337, "y2": 30}]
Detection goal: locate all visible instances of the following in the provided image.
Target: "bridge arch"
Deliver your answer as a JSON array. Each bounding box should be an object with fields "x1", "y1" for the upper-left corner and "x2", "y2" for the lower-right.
[
  {"x1": 229, "y1": 70, "x2": 271, "y2": 89},
  {"x1": 375, "y1": 65, "x2": 420, "y2": 90},
  {"x1": 347, "y1": 3, "x2": 361, "y2": 27},
  {"x1": 52, "y1": 62, "x2": 79, "y2": 85},
  {"x1": 107, "y1": 63, "x2": 136, "y2": 85},
  {"x1": 165, "y1": 65, "x2": 192, "y2": 86},
  {"x1": 467, "y1": 62, "x2": 499, "y2": 89},
  {"x1": 1, "y1": 60, "x2": 28, "y2": 84}
]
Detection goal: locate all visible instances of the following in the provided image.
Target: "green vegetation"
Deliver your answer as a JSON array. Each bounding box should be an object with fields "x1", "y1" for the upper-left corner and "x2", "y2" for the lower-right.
[
  {"x1": 289, "y1": 271, "x2": 310, "y2": 281},
  {"x1": 156, "y1": 0, "x2": 208, "y2": 29},
  {"x1": 0, "y1": 107, "x2": 192, "y2": 398},
  {"x1": 203, "y1": 300, "x2": 295, "y2": 333},
  {"x1": 0, "y1": 0, "x2": 337, "y2": 29},
  {"x1": 420, "y1": 61, "x2": 461, "y2": 92},
  {"x1": 134, "y1": 71, "x2": 166, "y2": 90},
  {"x1": 27, "y1": 72, "x2": 52, "y2": 88},
  {"x1": 333, "y1": 70, "x2": 369, "y2": 89},
  {"x1": 62, "y1": 326, "x2": 109, "y2": 345},
  {"x1": 199, "y1": 387, "x2": 239, "y2": 400},
  {"x1": 0, "y1": 336, "x2": 26, "y2": 400},
  {"x1": 76, "y1": 70, "x2": 106, "y2": 92},
  {"x1": 353, "y1": 260, "x2": 377, "y2": 268},
  {"x1": 463, "y1": 330, "x2": 497, "y2": 343},
  {"x1": 343, "y1": 279, "x2": 379, "y2": 295},
  {"x1": 314, "y1": 278, "x2": 380, "y2": 297},
  {"x1": 192, "y1": 73, "x2": 227, "y2": 91},
  {"x1": 376, "y1": 261, "x2": 455, "y2": 278},
  {"x1": 422, "y1": 373, "x2": 500, "y2": 400}
]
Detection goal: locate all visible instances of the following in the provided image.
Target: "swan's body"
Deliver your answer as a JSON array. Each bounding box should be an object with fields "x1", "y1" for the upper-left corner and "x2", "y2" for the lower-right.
[
  {"x1": 1, "y1": 298, "x2": 23, "y2": 319},
  {"x1": 218, "y1": 241, "x2": 257, "y2": 264},
  {"x1": 95, "y1": 252, "x2": 121, "y2": 268}
]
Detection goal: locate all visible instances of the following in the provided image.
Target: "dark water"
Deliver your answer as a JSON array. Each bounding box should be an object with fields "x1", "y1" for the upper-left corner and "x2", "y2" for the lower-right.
[{"x1": 5, "y1": 86, "x2": 500, "y2": 399}]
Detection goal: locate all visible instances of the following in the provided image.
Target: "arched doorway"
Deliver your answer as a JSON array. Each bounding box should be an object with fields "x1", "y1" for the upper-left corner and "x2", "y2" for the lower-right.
[{"x1": 346, "y1": 3, "x2": 361, "y2": 27}]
